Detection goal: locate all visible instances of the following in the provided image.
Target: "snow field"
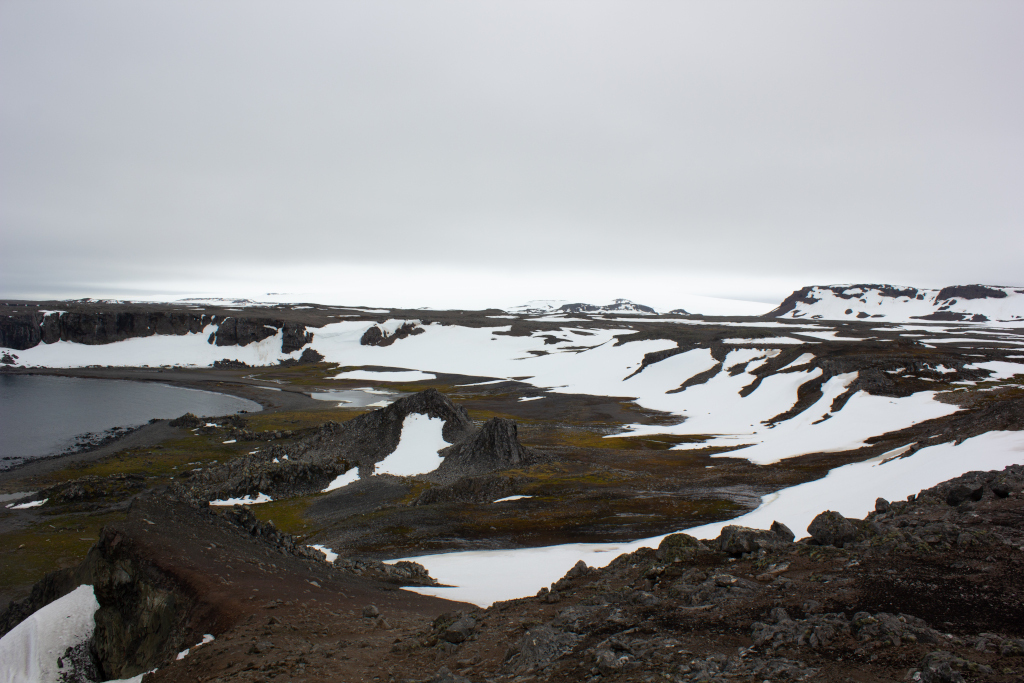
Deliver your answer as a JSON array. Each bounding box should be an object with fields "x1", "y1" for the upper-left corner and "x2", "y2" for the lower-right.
[
  {"x1": 777, "y1": 286, "x2": 1024, "y2": 323},
  {"x1": 395, "y1": 431, "x2": 1024, "y2": 607}
]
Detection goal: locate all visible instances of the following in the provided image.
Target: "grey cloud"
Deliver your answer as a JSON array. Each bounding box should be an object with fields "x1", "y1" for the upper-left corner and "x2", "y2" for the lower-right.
[{"x1": 1, "y1": 1, "x2": 1022, "y2": 303}]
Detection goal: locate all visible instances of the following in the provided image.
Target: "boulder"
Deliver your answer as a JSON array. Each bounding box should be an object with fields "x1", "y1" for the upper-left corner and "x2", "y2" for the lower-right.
[
  {"x1": 945, "y1": 484, "x2": 984, "y2": 507},
  {"x1": 442, "y1": 616, "x2": 477, "y2": 643},
  {"x1": 717, "y1": 526, "x2": 788, "y2": 556},
  {"x1": 656, "y1": 533, "x2": 711, "y2": 562},
  {"x1": 807, "y1": 511, "x2": 857, "y2": 547},
  {"x1": 770, "y1": 520, "x2": 795, "y2": 542}
]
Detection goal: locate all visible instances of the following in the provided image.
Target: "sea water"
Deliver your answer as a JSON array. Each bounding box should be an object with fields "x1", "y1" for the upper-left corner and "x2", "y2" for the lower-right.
[{"x1": 0, "y1": 374, "x2": 261, "y2": 465}]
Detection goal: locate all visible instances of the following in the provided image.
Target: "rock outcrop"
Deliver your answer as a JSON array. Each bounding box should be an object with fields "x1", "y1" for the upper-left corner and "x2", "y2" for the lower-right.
[
  {"x1": 360, "y1": 322, "x2": 425, "y2": 346},
  {"x1": 0, "y1": 307, "x2": 315, "y2": 355},
  {"x1": 429, "y1": 417, "x2": 544, "y2": 484}
]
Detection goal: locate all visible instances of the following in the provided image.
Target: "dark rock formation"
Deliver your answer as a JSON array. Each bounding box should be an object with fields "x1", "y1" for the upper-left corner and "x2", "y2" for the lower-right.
[
  {"x1": 333, "y1": 558, "x2": 437, "y2": 586},
  {"x1": 298, "y1": 347, "x2": 324, "y2": 363},
  {"x1": 655, "y1": 533, "x2": 712, "y2": 563},
  {"x1": 208, "y1": 317, "x2": 279, "y2": 347},
  {"x1": 0, "y1": 306, "x2": 314, "y2": 355},
  {"x1": 168, "y1": 413, "x2": 204, "y2": 429},
  {"x1": 360, "y1": 322, "x2": 425, "y2": 347},
  {"x1": 281, "y1": 322, "x2": 314, "y2": 353},
  {"x1": 936, "y1": 285, "x2": 1008, "y2": 301},
  {"x1": 558, "y1": 299, "x2": 657, "y2": 315},
  {"x1": 178, "y1": 389, "x2": 474, "y2": 501},
  {"x1": 213, "y1": 358, "x2": 249, "y2": 369},
  {"x1": 429, "y1": 417, "x2": 544, "y2": 484},
  {"x1": 716, "y1": 525, "x2": 792, "y2": 556},
  {"x1": 807, "y1": 510, "x2": 858, "y2": 547}
]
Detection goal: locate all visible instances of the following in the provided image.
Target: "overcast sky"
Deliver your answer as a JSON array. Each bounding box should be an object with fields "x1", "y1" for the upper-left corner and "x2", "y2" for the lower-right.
[{"x1": 1, "y1": 1, "x2": 1021, "y2": 313}]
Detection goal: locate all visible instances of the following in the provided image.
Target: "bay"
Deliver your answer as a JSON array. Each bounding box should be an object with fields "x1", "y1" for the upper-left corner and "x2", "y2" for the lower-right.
[{"x1": 0, "y1": 374, "x2": 261, "y2": 464}]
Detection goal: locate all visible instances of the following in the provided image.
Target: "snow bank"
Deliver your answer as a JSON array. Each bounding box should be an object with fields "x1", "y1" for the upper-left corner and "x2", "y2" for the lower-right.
[
  {"x1": 396, "y1": 430, "x2": 1024, "y2": 607},
  {"x1": 0, "y1": 585, "x2": 99, "y2": 683},
  {"x1": 374, "y1": 414, "x2": 449, "y2": 476},
  {"x1": 322, "y1": 469, "x2": 360, "y2": 492},
  {"x1": 5, "y1": 326, "x2": 296, "y2": 368}
]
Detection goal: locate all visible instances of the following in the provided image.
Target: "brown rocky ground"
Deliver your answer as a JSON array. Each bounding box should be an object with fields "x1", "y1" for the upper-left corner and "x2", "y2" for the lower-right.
[{"x1": 4, "y1": 466, "x2": 1023, "y2": 683}]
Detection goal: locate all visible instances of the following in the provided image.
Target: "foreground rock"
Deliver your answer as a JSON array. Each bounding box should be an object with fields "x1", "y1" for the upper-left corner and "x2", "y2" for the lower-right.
[{"x1": 3, "y1": 465, "x2": 1023, "y2": 682}]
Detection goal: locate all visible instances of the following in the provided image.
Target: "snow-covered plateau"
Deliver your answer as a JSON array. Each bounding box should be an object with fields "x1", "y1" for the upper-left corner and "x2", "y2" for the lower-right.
[{"x1": 2, "y1": 288, "x2": 1024, "y2": 681}]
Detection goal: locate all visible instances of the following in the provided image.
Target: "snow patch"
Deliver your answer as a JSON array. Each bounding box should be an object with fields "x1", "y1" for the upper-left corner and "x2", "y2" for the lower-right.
[
  {"x1": 0, "y1": 585, "x2": 99, "y2": 683},
  {"x1": 373, "y1": 413, "x2": 449, "y2": 477},
  {"x1": 209, "y1": 493, "x2": 273, "y2": 506},
  {"x1": 331, "y1": 369, "x2": 436, "y2": 382}
]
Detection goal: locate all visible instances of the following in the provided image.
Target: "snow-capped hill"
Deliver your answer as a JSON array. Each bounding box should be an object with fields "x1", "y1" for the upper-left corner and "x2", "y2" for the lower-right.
[
  {"x1": 504, "y1": 300, "x2": 570, "y2": 315},
  {"x1": 505, "y1": 299, "x2": 658, "y2": 316},
  {"x1": 558, "y1": 299, "x2": 657, "y2": 315},
  {"x1": 766, "y1": 284, "x2": 1024, "y2": 323}
]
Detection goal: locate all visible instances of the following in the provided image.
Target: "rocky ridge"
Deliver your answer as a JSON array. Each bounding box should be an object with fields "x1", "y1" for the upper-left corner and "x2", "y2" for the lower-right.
[
  {"x1": 3, "y1": 465, "x2": 1024, "y2": 683},
  {"x1": 173, "y1": 390, "x2": 541, "y2": 503}
]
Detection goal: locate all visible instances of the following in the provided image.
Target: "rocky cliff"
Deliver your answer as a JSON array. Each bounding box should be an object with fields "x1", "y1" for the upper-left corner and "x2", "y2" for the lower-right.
[{"x1": 0, "y1": 308, "x2": 315, "y2": 354}]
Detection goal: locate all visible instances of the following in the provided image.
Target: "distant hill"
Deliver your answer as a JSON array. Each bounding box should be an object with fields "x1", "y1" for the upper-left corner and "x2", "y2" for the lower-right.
[
  {"x1": 765, "y1": 284, "x2": 1024, "y2": 322},
  {"x1": 506, "y1": 298, "x2": 667, "y2": 316}
]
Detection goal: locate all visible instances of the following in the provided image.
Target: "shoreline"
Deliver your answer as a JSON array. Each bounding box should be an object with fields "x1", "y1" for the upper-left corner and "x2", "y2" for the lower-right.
[{"x1": 0, "y1": 367, "x2": 326, "y2": 488}]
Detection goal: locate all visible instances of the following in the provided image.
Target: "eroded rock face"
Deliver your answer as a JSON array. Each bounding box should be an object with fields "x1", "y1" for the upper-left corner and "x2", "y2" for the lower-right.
[
  {"x1": 178, "y1": 389, "x2": 474, "y2": 502},
  {"x1": 0, "y1": 308, "x2": 315, "y2": 354},
  {"x1": 430, "y1": 418, "x2": 543, "y2": 484}
]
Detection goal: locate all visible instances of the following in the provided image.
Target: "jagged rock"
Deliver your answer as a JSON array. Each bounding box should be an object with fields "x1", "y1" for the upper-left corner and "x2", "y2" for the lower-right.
[
  {"x1": 360, "y1": 322, "x2": 424, "y2": 347},
  {"x1": 770, "y1": 520, "x2": 795, "y2": 542},
  {"x1": 281, "y1": 322, "x2": 314, "y2": 353},
  {"x1": 298, "y1": 347, "x2": 324, "y2": 363},
  {"x1": 168, "y1": 413, "x2": 204, "y2": 429},
  {"x1": 807, "y1": 511, "x2": 858, "y2": 547},
  {"x1": 430, "y1": 417, "x2": 543, "y2": 483},
  {"x1": 717, "y1": 525, "x2": 789, "y2": 556},
  {"x1": 875, "y1": 497, "x2": 891, "y2": 513},
  {"x1": 333, "y1": 558, "x2": 438, "y2": 586},
  {"x1": 213, "y1": 358, "x2": 249, "y2": 369}
]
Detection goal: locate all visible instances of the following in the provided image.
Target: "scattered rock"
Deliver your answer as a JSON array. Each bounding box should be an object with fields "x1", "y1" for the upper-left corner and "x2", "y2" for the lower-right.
[{"x1": 807, "y1": 511, "x2": 858, "y2": 547}]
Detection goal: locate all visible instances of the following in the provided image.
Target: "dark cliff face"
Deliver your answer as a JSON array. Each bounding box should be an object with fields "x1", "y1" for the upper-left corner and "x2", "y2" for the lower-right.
[{"x1": 0, "y1": 309, "x2": 314, "y2": 354}]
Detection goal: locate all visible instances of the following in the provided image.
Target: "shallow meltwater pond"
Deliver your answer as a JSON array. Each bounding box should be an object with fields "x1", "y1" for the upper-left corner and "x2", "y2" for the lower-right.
[
  {"x1": 0, "y1": 374, "x2": 261, "y2": 465},
  {"x1": 308, "y1": 388, "x2": 405, "y2": 408}
]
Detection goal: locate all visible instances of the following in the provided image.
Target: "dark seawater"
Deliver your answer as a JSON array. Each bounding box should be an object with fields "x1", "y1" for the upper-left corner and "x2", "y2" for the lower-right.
[{"x1": 0, "y1": 374, "x2": 261, "y2": 464}]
